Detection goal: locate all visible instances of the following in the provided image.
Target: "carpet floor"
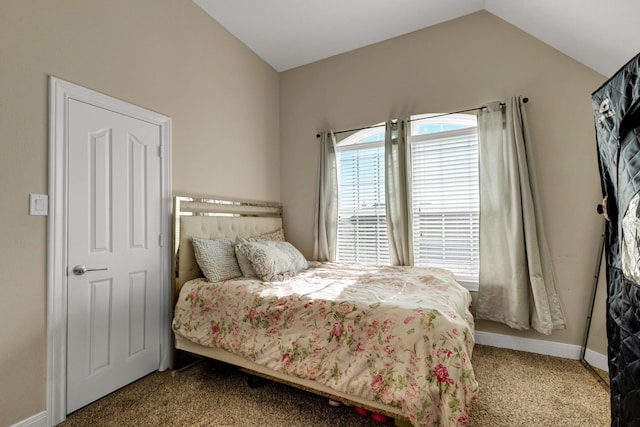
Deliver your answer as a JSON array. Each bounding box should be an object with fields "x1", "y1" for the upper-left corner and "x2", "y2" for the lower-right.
[{"x1": 59, "y1": 345, "x2": 610, "y2": 427}]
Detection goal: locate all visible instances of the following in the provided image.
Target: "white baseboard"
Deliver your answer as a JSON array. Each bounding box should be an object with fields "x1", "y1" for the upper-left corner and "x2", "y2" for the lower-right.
[
  {"x1": 9, "y1": 411, "x2": 47, "y2": 427},
  {"x1": 474, "y1": 330, "x2": 582, "y2": 359},
  {"x1": 584, "y1": 348, "x2": 609, "y2": 373},
  {"x1": 475, "y1": 331, "x2": 610, "y2": 375}
]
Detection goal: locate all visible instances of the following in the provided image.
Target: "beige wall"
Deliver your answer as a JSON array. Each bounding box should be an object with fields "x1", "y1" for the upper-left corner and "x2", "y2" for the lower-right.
[
  {"x1": 280, "y1": 12, "x2": 607, "y2": 349},
  {"x1": 0, "y1": 1, "x2": 280, "y2": 425}
]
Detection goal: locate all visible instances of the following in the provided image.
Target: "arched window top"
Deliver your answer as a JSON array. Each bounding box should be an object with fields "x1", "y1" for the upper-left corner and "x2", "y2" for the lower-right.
[
  {"x1": 337, "y1": 123, "x2": 385, "y2": 150},
  {"x1": 336, "y1": 113, "x2": 476, "y2": 151},
  {"x1": 410, "y1": 113, "x2": 476, "y2": 137}
]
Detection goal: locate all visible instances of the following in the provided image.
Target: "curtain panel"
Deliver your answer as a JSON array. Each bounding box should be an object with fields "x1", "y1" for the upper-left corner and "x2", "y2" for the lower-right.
[
  {"x1": 385, "y1": 120, "x2": 414, "y2": 266},
  {"x1": 476, "y1": 96, "x2": 566, "y2": 335},
  {"x1": 313, "y1": 131, "x2": 338, "y2": 261}
]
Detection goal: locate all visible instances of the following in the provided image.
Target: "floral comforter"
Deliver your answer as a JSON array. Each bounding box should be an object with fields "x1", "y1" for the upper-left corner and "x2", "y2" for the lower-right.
[{"x1": 172, "y1": 262, "x2": 477, "y2": 426}]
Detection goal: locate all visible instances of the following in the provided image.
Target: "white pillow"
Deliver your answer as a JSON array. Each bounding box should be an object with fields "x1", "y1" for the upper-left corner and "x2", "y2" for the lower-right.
[
  {"x1": 192, "y1": 237, "x2": 242, "y2": 282},
  {"x1": 235, "y1": 228, "x2": 286, "y2": 278},
  {"x1": 236, "y1": 240, "x2": 308, "y2": 281},
  {"x1": 235, "y1": 236, "x2": 257, "y2": 278}
]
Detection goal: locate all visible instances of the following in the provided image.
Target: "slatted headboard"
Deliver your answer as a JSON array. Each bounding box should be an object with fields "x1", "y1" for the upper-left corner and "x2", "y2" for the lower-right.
[{"x1": 172, "y1": 195, "x2": 283, "y2": 302}]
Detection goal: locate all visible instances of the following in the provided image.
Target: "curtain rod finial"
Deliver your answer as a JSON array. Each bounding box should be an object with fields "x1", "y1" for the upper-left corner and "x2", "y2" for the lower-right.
[
  {"x1": 523, "y1": 97, "x2": 529, "y2": 103},
  {"x1": 316, "y1": 133, "x2": 321, "y2": 138}
]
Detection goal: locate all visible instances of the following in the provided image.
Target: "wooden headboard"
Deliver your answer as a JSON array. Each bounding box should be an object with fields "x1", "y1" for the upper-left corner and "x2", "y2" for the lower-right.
[{"x1": 172, "y1": 195, "x2": 283, "y2": 302}]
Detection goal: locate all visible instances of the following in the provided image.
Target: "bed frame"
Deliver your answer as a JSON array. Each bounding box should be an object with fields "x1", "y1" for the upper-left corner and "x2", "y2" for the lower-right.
[{"x1": 171, "y1": 195, "x2": 410, "y2": 426}]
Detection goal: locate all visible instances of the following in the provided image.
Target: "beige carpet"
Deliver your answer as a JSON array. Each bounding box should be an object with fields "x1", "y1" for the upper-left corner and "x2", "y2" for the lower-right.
[{"x1": 59, "y1": 345, "x2": 610, "y2": 427}]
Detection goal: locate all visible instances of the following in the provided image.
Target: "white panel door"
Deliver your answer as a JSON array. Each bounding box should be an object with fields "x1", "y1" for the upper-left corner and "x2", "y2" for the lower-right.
[{"x1": 66, "y1": 99, "x2": 162, "y2": 413}]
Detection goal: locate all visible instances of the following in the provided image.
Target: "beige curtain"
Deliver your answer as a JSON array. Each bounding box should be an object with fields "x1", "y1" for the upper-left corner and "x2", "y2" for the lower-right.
[
  {"x1": 384, "y1": 120, "x2": 413, "y2": 266},
  {"x1": 313, "y1": 131, "x2": 338, "y2": 261},
  {"x1": 476, "y1": 97, "x2": 566, "y2": 335}
]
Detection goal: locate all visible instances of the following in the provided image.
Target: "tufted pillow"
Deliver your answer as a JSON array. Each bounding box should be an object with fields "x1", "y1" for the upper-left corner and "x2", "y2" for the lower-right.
[
  {"x1": 236, "y1": 240, "x2": 308, "y2": 282},
  {"x1": 235, "y1": 228, "x2": 286, "y2": 278},
  {"x1": 192, "y1": 237, "x2": 242, "y2": 282}
]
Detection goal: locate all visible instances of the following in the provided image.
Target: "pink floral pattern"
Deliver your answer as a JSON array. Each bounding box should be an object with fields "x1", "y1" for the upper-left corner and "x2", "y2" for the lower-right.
[{"x1": 172, "y1": 262, "x2": 478, "y2": 426}]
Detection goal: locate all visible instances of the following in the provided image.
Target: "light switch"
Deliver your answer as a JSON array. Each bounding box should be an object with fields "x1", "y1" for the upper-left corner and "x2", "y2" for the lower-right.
[{"x1": 29, "y1": 194, "x2": 49, "y2": 216}]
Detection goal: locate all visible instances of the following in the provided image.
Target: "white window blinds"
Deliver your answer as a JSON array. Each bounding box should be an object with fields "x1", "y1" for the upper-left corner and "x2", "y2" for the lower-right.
[
  {"x1": 409, "y1": 127, "x2": 479, "y2": 283},
  {"x1": 334, "y1": 115, "x2": 479, "y2": 288},
  {"x1": 337, "y1": 143, "x2": 390, "y2": 264}
]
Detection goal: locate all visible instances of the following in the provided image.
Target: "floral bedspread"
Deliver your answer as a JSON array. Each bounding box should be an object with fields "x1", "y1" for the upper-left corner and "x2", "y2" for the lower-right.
[{"x1": 172, "y1": 262, "x2": 477, "y2": 426}]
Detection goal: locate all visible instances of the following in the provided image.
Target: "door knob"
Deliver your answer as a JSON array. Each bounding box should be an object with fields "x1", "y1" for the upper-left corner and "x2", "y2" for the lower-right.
[{"x1": 72, "y1": 265, "x2": 108, "y2": 275}]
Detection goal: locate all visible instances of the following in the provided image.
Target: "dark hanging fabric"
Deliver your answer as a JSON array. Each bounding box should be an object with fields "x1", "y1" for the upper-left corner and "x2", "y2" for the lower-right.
[{"x1": 592, "y1": 51, "x2": 640, "y2": 427}]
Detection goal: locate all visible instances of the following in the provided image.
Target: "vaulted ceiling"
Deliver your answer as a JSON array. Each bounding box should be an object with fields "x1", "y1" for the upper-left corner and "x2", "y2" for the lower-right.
[{"x1": 194, "y1": 0, "x2": 640, "y2": 77}]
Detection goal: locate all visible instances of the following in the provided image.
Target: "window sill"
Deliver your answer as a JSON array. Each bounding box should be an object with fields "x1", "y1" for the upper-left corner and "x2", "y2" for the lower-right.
[{"x1": 456, "y1": 279, "x2": 479, "y2": 292}]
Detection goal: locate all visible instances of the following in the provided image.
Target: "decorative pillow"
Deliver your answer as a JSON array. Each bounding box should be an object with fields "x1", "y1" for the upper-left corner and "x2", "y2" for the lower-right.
[
  {"x1": 237, "y1": 240, "x2": 309, "y2": 281},
  {"x1": 235, "y1": 236, "x2": 258, "y2": 278},
  {"x1": 249, "y1": 227, "x2": 286, "y2": 242},
  {"x1": 235, "y1": 228, "x2": 286, "y2": 278},
  {"x1": 192, "y1": 237, "x2": 242, "y2": 282}
]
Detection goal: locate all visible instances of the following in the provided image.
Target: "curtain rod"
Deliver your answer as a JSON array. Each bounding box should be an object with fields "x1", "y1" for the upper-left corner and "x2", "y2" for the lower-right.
[{"x1": 315, "y1": 97, "x2": 529, "y2": 138}]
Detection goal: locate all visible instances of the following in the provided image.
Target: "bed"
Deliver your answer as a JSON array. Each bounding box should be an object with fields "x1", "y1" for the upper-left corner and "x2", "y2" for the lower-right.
[{"x1": 171, "y1": 196, "x2": 478, "y2": 427}]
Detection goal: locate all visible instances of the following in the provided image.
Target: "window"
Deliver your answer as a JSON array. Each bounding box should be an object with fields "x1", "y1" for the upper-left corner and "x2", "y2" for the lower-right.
[
  {"x1": 335, "y1": 114, "x2": 479, "y2": 289},
  {"x1": 409, "y1": 114, "x2": 479, "y2": 287},
  {"x1": 336, "y1": 126, "x2": 389, "y2": 264}
]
